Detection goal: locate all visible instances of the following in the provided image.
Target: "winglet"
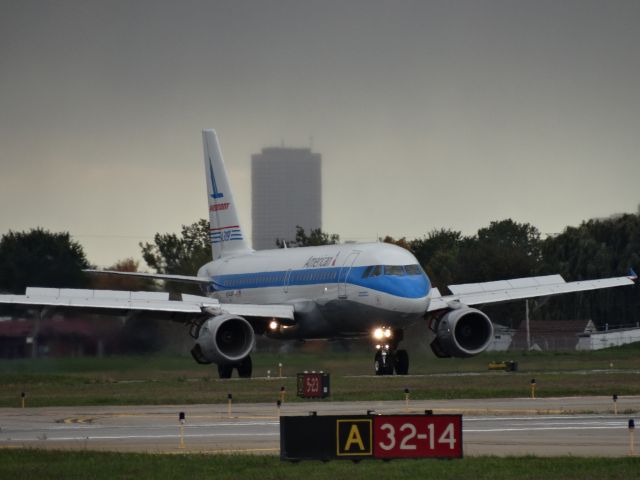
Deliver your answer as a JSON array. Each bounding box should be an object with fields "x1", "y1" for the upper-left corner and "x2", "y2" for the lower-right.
[{"x1": 628, "y1": 268, "x2": 638, "y2": 282}]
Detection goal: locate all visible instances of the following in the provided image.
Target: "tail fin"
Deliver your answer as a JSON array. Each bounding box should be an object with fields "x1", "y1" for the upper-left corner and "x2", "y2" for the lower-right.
[{"x1": 202, "y1": 129, "x2": 252, "y2": 259}]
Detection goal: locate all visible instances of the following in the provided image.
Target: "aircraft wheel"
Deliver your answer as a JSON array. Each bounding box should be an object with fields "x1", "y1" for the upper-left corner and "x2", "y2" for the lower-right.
[
  {"x1": 383, "y1": 360, "x2": 395, "y2": 375},
  {"x1": 374, "y1": 351, "x2": 384, "y2": 375},
  {"x1": 237, "y1": 355, "x2": 253, "y2": 378},
  {"x1": 218, "y1": 364, "x2": 233, "y2": 379},
  {"x1": 394, "y1": 349, "x2": 409, "y2": 375}
]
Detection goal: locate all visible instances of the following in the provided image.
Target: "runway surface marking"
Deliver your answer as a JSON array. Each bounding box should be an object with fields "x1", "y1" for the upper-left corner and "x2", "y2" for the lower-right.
[
  {"x1": 30, "y1": 433, "x2": 279, "y2": 442},
  {"x1": 465, "y1": 415, "x2": 629, "y2": 433},
  {"x1": 4, "y1": 415, "x2": 632, "y2": 443},
  {"x1": 2, "y1": 399, "x2": 637, "y2": 455}
]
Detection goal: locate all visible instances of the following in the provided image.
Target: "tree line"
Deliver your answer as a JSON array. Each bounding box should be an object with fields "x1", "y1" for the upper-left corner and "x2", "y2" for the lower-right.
[
  {"x1": 1, "y1": 213, "x2": 639, "y2": 329},
  {"x1": 383, "y1": 215, "x2": 640, "y2": 328}
]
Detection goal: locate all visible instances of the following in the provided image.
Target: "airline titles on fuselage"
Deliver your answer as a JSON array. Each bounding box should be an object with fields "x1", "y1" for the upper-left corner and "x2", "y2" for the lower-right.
[
  {"x1": 209, "y1": 203, "x2": 230, "y2": 212},
  {"x1": 303, "y1": 255, "x2": 338, "y2": 268}
]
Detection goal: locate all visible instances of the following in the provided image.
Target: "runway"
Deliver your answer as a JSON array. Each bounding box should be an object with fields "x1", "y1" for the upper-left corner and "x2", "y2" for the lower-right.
[{"x1": 1, "y1": 396, "x2": 638, "y2": 457}]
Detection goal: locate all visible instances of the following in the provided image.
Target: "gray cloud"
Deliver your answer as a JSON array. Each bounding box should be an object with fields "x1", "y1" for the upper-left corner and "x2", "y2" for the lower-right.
[{"x1": 1, "y1": 0, "x2": 639, "y2": 266}]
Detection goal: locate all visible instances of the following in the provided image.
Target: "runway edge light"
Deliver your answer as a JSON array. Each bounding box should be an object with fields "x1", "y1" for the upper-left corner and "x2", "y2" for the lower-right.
[
  {"x1": 530, "y1": 379, "x2": 536, "y2": 399},
  {"x1": 178, "y1": 412, "x2": 186, "y2": 449}
]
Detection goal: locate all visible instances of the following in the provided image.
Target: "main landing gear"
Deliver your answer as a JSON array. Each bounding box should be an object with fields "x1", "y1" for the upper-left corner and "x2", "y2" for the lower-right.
[
  {"x1": 374, "y1": 347, "x2": 409, "y2": 375},
  {"x1": 372, "y1": 328, "x2": 409, "y2": 375},
  {"x1": 217, "y1": 355, "x2": 253, "y2": 379}
]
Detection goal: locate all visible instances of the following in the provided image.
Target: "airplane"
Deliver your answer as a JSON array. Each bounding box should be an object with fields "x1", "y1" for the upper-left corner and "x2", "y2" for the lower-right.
[{"x1": 0, "y1": 129, "x2": 636, "y2": 378}]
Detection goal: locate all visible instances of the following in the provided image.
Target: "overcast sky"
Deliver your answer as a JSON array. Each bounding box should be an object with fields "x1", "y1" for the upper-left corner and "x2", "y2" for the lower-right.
[{"x1": 1, "y1": 0, "x2": 639, "y2": 268}]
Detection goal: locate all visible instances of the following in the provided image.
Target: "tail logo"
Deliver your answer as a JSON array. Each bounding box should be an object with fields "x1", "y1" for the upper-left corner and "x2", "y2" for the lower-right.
[
  {"x1": 208, "y1": 157, "x2": 224, "y2": 199},
  {"x1": 210, "y1": 225, "x2": 243, "y2": 244}
]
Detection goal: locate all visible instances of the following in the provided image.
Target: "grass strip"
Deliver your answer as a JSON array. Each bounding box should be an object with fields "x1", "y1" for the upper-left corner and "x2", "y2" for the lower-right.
[
  {"x1": 0, "y1": 450, "x2": 639, "y2": 480},
  {"x1": 2, "y1": 370, "x2": 640, "y2": 408},
  {"x1": 1, "y1": 346, "x2": 640, "y2": 407}
]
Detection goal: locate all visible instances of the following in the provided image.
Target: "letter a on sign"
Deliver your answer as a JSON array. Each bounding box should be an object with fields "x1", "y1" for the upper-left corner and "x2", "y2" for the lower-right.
[
  {"x1": 345, "y1": 425, "x2": 365, "y2": 451},
  {"x1": 336, "y1": 419, "x2": 372, "y2": 456}
]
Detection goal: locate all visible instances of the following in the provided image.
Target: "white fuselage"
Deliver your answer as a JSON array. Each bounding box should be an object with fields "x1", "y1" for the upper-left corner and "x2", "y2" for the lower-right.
[{"x1": 197, "y1": 242, "x2": 431, "y2": 339}]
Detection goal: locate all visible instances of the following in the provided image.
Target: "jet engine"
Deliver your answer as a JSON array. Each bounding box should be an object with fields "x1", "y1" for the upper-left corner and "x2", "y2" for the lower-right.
[
  {"x1": 190, "y1": 314, "x2": 255, "y2": 365},
  {"x1": 430, "y1": 307, "x2": 494, "y2": 358}
]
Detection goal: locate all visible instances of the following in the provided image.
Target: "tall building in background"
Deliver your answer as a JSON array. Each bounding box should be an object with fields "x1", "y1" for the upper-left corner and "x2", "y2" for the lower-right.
[{"x1": 251, "y1": 146, "x2": 321, "y2": 250}]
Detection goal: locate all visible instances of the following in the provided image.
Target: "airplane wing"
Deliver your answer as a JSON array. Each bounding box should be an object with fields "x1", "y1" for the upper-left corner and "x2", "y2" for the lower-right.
[
  {"x1": 427, "y1": 274, "x2": 636, "y2": 312},
  {"x1": 0, "y1": 287, "x2": 295, "y2": 324},
  {"x1": 83, "y1": 269, "x2": 212, "y2": 285}
]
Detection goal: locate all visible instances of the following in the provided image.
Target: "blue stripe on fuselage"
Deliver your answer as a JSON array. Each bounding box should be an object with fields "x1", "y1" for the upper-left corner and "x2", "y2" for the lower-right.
[{"x1": 208, "y1": 265, "x2": 430, "y2": 299}]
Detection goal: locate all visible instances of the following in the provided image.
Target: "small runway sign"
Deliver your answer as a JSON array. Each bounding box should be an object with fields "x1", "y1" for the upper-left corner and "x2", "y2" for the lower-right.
[
  {"x1": 297, "y1": 372, "x2": 330, "y2": 398},
  {"x1": 373, "y1": 415, "x2": 462, "y2": 459},
  {"x1": 281, "y1": 413, "x2": 462, "y2": 461},
  {"x1": 336, "y1": 419, "x2": 373, "y2": 456}
]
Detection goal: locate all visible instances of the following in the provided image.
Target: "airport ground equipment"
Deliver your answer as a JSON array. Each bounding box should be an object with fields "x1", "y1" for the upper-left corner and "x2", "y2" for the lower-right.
[{"x1": 488, "y1": 360, "x2": 518, "y2": 371}]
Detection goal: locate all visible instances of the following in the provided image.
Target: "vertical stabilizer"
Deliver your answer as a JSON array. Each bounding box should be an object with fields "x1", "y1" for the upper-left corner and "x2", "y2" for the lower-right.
[{"x1": 202, "y1": 129, "x2": 252, "y2": 259}]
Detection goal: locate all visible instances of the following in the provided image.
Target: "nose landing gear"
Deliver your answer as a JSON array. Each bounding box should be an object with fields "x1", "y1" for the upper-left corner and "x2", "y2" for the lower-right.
[
  {"x1": 373, "y1": 329, "x2": 408, "y2": 375},
  {"x1": 374, "y1": 347, "x2": 394, "y2": 375}
]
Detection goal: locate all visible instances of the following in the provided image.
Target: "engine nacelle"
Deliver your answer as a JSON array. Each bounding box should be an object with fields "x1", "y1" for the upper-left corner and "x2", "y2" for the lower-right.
[
  {"x1": 191, "y1": 314, "x2": 255, "y2": 365},
  {"x1": 430, "y1": 307, "x2": 494, "y2": 358}
]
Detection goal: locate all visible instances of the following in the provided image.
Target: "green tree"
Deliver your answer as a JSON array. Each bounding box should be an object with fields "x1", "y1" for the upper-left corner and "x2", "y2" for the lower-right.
[
  {"x1": 0, "y1": 228, "x2": 90, "y2": 293},
  {"x1": 539, "y1": 213, "x2": 640, "y2": 327},
  {"x1": 409, "y1": 229, "x2": 464, "y2": 288},
  {"x1": 381, "y1": 235, "x2": 412, "y2": 251},
  {"x1": 277, "y1": 226, "x2": 340, "y2": 247},
  {"x1": 89, "y1": 258, "x2": 157, "y2": 291},
  {"x1": 140, "y1": 219, "x2": 211, "y2": 275},
  {"x1": 461, "y1": 219, "x2": 542, "y2": 282}
]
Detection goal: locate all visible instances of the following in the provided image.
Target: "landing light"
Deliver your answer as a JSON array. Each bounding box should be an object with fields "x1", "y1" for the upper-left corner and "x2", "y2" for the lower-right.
[
  {"x1": 269, "y1": 320, "x2": 279, "y2": 331},
  {"x1": 373, "y1": 327, "x2": 392, "y2": 340}
]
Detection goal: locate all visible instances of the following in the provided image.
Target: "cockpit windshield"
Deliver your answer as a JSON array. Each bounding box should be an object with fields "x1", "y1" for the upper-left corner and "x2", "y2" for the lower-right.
[
  {"x1": 384, "y1": 265, "x2": 405, "y2": 276},
  {"x1": 404, "y1": 264, "x2": 423, "y2": 275},
  {"x1": 362, "y1": 265, "x2": 383, "y2": 278},
  {"x1": 362, "y1": 264, "x2": 423, "y2": 277}
]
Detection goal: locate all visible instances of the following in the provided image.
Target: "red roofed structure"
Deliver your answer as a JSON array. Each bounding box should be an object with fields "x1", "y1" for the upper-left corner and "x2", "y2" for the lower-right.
[{"x1": 0, "y1": 314, "x2": 121, "y2": 358}]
